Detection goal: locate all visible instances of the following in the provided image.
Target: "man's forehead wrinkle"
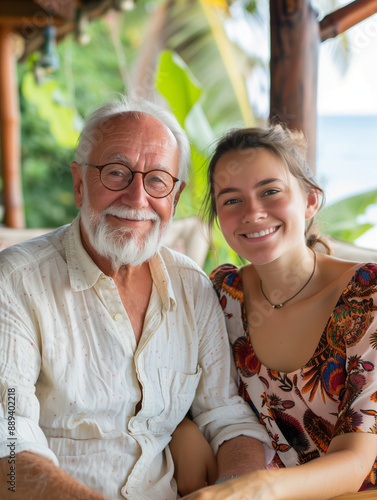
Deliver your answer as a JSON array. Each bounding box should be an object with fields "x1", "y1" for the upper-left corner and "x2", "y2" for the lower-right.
[
  {"x1": 105, "y1": 156, "x2": 171, "y2": 173},
  {"x1": 92, "y1": 126, "x2": 176, "y2": 149},
  {"x1": 93, "y1": 133, "x2": 165, "y2": 152},
  {"x1": 94, "y1": 140, "x2": 174, "y2": 161},
  {"x1": 103, "y1": 112, "x2": 170, "y2": 137}
]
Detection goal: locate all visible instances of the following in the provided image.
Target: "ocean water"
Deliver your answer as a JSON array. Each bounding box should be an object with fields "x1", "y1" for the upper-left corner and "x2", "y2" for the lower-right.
[{"x1": 316, "y1": 114, "x2": 377, "y2": 249}]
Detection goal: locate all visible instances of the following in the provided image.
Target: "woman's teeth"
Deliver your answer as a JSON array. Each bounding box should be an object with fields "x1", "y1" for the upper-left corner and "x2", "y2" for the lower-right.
[{"x1": 244, "y1": 227, "x2": 277, "y2": 239}]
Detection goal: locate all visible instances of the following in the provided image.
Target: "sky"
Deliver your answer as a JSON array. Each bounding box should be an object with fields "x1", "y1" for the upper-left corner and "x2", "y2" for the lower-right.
[
  {"x1": 317, "y1": 13, "x2": 377, "y2": 249},
  {"x1": 318, "y1": 13, "x2": 377, "y2": 115},
  {"x1": 229, "y1": 5, "x2": 377, "y2": 117}
]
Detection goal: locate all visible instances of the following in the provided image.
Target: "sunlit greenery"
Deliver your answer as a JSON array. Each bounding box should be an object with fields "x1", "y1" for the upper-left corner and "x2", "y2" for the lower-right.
[
  {"x1": 9, "y1": 0, "x2": 377, "y2": 267},
  {"x1": 17, "y1": 0, "x2": 255, "y2": 269},
  {"x1": 18, "y1": 14, "x2": 131, "y2": 227},
  {"x1": 318, "y1": 189, "x2": 377, "y2": 242}
]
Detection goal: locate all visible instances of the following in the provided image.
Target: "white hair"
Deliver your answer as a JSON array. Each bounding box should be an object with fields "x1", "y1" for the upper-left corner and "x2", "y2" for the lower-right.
[{"x1": 75, "y1": 95, "x2": 191, "y2": 182}]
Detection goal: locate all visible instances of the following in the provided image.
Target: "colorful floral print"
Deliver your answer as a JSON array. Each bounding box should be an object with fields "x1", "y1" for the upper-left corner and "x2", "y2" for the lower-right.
[{"x1": 210, "y1": 263, "x2": 377, "y2": 490}]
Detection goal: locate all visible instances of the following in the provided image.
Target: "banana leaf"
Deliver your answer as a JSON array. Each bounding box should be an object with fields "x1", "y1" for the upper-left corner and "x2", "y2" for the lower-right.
[
  {"x1": 21, "y1": 72, "x2": 80, "y2": 149},
  {"x1": 318, "y1": 188, "x2": 377, "y2": 242},
  {"x1": 155, "y1": 49, "x2": 243, "y2": 269}
]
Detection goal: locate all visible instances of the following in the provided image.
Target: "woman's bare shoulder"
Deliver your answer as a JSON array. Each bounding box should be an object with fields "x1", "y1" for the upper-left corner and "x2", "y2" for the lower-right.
[{"x1": 317, "y1": 253, "x2": 365, "y2": 288}]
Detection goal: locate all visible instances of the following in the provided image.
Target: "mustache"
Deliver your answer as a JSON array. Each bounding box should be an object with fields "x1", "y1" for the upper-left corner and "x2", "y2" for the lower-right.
[{"x1": 102, "y1": 206, "x2": 160, "y2": 222}]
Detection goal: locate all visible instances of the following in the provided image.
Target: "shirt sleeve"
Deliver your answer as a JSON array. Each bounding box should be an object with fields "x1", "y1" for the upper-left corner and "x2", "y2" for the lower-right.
[
  {"x1": 0, "y1": 285, "x2": 59, "y2": 465},
  {"x1": 333, "y1": 264, "x2": 377, "y2": 439},
  {"x1": 189, "y1": 272, "x2": 273, "y2": 460}
]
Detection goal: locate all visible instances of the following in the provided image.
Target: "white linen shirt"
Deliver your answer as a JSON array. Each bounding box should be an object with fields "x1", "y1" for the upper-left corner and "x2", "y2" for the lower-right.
[{"x1": 0, "y1": 217, "x2": 271, "y2": 499}]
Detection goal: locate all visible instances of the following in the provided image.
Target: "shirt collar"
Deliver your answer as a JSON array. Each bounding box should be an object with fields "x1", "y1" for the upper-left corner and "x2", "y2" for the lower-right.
[
  {"x1": 64, "y1": 216, "x2": 104, "y2": 291},
  {"x1": 64, "y1": 217, "x2": 177, "y2": 311},
  {"x1": 147, "y1": 250, "x2": 177, "y2": 312}
]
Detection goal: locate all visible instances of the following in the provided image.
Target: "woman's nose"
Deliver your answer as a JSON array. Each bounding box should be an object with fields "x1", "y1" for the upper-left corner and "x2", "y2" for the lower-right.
[{"x1": 241, "y1": 199, "x2": 266, "y2": 223}]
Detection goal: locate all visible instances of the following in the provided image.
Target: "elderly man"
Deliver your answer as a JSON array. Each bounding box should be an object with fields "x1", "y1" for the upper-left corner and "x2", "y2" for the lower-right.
[{"x1": 0, "y1": 97, "x2": 271, "y2": 499}]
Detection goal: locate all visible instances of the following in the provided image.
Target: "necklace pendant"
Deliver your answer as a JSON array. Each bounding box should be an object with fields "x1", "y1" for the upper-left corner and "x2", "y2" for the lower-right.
[{"x1": 260, "y1": 250, "x2": 317, "y2": 311}]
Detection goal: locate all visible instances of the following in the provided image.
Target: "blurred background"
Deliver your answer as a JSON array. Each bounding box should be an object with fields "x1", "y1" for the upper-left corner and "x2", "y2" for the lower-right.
[{"x1": 0, "y1": 0, "x2": 376, "y2": 272}]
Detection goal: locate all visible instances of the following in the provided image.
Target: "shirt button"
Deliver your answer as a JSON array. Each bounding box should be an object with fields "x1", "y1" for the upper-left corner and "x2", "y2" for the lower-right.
[{"x1": 114, "y1": 313, "x2": 123, "y2": 322}]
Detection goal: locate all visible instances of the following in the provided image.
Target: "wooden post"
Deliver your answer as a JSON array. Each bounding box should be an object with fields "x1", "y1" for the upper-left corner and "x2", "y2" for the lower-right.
[
  {"x1": 0, "y1": 24, "x2": 24, "y2": 228},
  {"x1": 269, "y1": 0, "x2": 320, "y2": 171},
  {"x1": 320, "y1": 0, "x2": 377, "y2": 41}
]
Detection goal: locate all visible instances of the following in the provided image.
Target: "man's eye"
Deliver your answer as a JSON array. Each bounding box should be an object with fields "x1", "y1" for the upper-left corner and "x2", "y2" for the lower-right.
[
  {"x1": 149, "y1": 176, "x2": 165, "y2": 183},
  {"x1": 109, "y1": 170, "x2": 125, "y2": 177}
]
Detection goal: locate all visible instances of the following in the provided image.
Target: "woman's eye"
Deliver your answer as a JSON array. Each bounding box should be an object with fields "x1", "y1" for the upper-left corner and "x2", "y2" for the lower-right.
[
  {"x1": 262, "y1": 189, "x2": 279, "y2": 196},
  {"x1": 224, "y1": 198, "x2": 240, "y2": 205}
]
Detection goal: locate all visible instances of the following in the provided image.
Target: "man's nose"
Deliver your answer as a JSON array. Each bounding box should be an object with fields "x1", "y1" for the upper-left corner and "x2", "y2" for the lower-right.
[{"x1": 119, "y1": 172, "x2": 149, "y2": 208}]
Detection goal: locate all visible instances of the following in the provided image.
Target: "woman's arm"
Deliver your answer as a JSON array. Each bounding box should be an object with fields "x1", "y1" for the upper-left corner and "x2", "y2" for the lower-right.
[
  {"x1": 181, "y1": 432, "x2": 377, "y2": 500},
  {"x1": 170, "y1": 418, "x2": 217, "y2": 496}
]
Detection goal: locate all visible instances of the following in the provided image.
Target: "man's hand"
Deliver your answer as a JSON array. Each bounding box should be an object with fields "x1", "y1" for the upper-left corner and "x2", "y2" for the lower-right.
[{"x1": 0, "y1": 451, "x2": 108, "y2": 500}]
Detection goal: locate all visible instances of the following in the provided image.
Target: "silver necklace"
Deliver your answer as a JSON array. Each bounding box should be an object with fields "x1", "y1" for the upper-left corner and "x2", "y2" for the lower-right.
[{"x1": 260, "y1": 251, "x2": 317, "y2": 309}]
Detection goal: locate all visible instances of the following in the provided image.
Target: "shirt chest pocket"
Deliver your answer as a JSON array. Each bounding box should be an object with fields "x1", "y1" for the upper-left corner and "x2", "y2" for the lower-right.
[{"x1": 148, "y1": 365, "x2": 202, "y2": 435}]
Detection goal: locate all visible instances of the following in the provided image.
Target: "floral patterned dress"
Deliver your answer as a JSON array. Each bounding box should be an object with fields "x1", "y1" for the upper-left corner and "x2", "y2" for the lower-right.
[{"x1": 210, "y1": 263, "x2": 377, "y2": 490}]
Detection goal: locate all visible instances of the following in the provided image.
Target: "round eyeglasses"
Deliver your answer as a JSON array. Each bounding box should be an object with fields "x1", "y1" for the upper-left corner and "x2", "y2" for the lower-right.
[{"x1": 87, "y1": 163, "x2": 179, "y2": 199}]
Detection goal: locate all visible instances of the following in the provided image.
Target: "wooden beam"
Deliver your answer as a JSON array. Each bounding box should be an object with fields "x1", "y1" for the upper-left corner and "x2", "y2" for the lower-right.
[
  {"x1": 35, "y1": 0, "x2": 76, "y2": 20},
  {"x1": 269, "y1": 0, "x2": 320, "y2": 171},
  {"x1": 0, "y1": 25, "x2": 25, "y2": 228},
  {"x1": 0, "y1": 16, "x2": 65, "y2": 28},
  {"x1": 0, "y1": 0, "x2": 76, "y2": 22},
  {"x1": 320, "y1": 0, "x2": 377, "y2": 42}
]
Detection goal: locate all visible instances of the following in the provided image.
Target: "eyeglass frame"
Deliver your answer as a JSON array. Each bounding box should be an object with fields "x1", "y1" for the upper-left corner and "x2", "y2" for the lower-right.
[{"x1": 86, "y1": 162, "x2": 180, "y2": 199}]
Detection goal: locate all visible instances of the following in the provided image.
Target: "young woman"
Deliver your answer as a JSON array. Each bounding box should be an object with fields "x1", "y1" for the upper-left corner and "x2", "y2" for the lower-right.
[{"x1": 179, "y1": 125, "x2": 377, "y2": 500}]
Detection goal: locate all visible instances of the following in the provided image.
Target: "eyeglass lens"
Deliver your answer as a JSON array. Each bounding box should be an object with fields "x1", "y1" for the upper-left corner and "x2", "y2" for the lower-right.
[{"x1": 100, "y1": 164, "x2": 175, "y2": 197}]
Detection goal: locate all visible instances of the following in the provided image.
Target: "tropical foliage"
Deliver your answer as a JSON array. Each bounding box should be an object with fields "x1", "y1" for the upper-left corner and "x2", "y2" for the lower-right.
[
  {"x1": 13, "y1": 0, "x2": 377, "y2": 270},
  {"x1": 18, "y1": 0, "x2": 258, "y2": 268},
  {"x1": 318, "y1": 189, "x2": 377, "y2": 242}
]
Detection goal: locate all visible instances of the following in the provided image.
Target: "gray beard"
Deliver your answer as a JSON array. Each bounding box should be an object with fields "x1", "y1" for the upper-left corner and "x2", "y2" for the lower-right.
[{"x1": 80, "y1": 198, "x2": 172, "y2": 269}]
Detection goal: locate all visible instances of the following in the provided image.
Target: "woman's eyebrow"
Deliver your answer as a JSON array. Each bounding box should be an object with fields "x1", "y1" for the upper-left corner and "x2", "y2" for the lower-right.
[
  {"x1": 216, "y1": 187, "x2": 241, "y2": 198},
  {"x1": 216, "y1": 178, "x2": 283, "y2": 198},
  {"x1": 255, "y1": 177, "x2": 282, "y2": 188}
]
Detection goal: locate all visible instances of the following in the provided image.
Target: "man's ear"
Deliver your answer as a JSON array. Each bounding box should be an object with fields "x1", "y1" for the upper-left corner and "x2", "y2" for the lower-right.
[
  {"x1": 172, "y1": 182, "x2": 186, "y2": 216},
  {"x1": 305, "y1": 189, "x2": 321, "y2": 220},
  {"x1": 71, "y1": 161, "x2": 84, "y2": 209}
]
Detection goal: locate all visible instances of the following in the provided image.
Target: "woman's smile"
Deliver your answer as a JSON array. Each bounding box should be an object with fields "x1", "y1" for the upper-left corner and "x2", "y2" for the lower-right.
[{"x1": 241, "y1": 226, "x2": 280, "y2": 240}]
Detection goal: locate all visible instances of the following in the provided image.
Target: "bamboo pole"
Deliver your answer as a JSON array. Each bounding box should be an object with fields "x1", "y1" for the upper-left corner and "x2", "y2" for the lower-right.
[
  {"x1": 0, "y1": 24, "x2": 25, "y2": 228},
  {"x1": 269, "y1": 0, "x2": 320, "y2": 171},
  {"x1": 320, "y1": 0, "x2": 377, "y2": 42}
]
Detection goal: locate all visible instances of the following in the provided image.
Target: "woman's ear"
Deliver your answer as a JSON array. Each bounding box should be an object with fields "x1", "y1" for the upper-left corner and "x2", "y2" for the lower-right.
[{"x1": 305, "y1": 189, "x2": 321, "y2": 220}]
